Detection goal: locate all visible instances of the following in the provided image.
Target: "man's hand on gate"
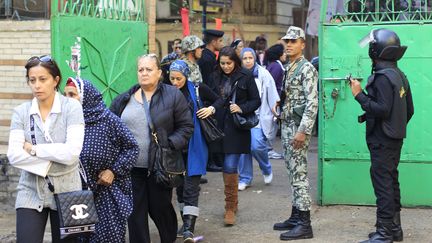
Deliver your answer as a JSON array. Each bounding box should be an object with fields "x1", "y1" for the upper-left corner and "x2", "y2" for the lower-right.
[
  {"x1": 350, "y1": 79, "x2": 362, "y2": 97},
  {"x1": 292, "y1": 132, "x2": 306, "y2": 150}
]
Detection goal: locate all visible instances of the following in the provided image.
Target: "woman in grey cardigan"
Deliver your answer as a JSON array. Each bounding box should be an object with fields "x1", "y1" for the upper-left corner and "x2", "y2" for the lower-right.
[{"x1": 7, "y1": 56, "x2": 84, "y2": 243}]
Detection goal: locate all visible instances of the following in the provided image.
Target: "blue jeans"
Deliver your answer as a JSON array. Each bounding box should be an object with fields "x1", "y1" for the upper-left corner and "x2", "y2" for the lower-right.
[
  {"x1": 238, "y1": 127, "x2": 272, "y2": 184},
  {"x1": 223, "y1": 154, "x2": 244, "y2": 174}
]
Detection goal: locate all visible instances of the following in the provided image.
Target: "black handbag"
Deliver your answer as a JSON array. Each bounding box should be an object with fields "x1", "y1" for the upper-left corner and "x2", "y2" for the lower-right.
[
  {"x1": 29, "y1": 116, "x2": 98, "y2": 240},
  {"x1": 194, "y1": 85, "x2": 225, "y2": 143},
  {"x1": 142, "y1": 91, "x2": 185, "y2": 188},
  {"x1": 230, "y1": 82, "x2": 259, "y2": 130}
]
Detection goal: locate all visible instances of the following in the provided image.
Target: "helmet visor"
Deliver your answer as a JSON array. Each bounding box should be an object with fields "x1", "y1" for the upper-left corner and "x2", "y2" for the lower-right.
[{"x1": 358, "y1": 30, "x2": 375, "y2": 48}]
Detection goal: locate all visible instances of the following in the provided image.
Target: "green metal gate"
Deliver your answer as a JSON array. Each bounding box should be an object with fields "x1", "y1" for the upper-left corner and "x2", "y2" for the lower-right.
[
  {"x1": 318, "y1": 0, "x2": 432, "y2": 206},
  {"x1": 51, "y1": 0, "x2": 148, "y2": 105}
]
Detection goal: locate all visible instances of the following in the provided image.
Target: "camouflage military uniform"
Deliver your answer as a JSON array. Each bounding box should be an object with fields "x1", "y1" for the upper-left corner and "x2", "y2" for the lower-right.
[
  {"x1": 280, "y1": 56, "x2": 318, "y2": 211},
  {"x1": 181, "y1": 56, "x2": 203, "y2": 83}
]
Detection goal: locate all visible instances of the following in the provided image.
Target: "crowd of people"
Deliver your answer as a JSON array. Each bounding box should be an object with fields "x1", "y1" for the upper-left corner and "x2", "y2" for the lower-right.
[{"x1": 6, "y1": 25, "x2": 413, "y2": 243}]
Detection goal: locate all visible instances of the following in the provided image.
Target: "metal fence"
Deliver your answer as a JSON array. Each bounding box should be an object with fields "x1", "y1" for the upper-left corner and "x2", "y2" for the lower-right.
[
  {"x1": 326, "y1": 0, "x2": 432, "y2": 24},
  {"x1": 0, "y1": 0, "x2": 145, "y2": 21}
]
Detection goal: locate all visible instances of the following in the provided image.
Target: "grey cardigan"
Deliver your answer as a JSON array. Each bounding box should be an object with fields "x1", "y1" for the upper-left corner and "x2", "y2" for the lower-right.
[{"x1": 7, "y1": 94, "x2": 84, "y2": 212}]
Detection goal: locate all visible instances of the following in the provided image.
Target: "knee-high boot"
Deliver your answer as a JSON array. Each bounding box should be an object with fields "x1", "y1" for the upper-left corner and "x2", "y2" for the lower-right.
[{"x1": 223, "y1": 173, "x2": 238, "y2": 226}]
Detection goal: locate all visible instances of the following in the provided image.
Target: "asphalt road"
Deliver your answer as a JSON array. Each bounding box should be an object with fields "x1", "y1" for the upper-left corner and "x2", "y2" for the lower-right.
[{"x1": 1, "y1": 137, "x2": 431, "y2": 243}]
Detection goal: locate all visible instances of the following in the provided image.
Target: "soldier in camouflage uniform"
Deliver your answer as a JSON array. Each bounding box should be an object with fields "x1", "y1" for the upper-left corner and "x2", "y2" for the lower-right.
[
  {"x1": 272, "y1": 26, "x2": 318, "y2": 241},
  {"x1": 181, "y1": 35, "x2": 205, "y2": 84}
]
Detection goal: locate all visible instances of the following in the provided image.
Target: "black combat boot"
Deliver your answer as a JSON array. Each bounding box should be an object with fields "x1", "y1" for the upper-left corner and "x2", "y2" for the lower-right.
[
  {"x1": 183, "y1": 214, "x2": 197, "y2": 243},
  {"x1": 273, "y1": 206, "x2": 300, "y2": 231},
  {"x1": 362, "y1": 218, "x2": 393, "y2": 243},
  {"x1": 368, "y1": 212, "x2": 403, "y2": 242},
  {"x1": 279, "y1": 210, "x2": 313, "y2": 241}
]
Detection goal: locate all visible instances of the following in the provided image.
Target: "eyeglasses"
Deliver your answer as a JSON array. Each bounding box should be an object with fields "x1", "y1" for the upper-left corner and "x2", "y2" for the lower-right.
[
  {"x1": 27, "y1": 55, "x2": 53, "y2": 63},
  {"x1": 284, "y1": 39, "x2": 300, "y2": 44},
  {"x1": 174, "y1": 46, "x2": 182, "y2": 50}
]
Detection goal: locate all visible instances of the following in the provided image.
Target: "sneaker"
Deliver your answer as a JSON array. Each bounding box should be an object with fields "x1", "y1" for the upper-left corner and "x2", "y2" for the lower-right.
[
  {"x1": 263, "y1": 173, "x2": 273, "y2": 184},
  {"x1": 268, "y1": 150, "x2": 284, "y2": 159},
  {"x1": 238, "y1": 182, "x2": 249, "y2": 191}
]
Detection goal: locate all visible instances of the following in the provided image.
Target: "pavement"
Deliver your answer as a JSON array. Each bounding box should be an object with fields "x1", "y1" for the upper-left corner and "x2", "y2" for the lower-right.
[{"x1": 1, "y1": 137, "x2": 432, "y2": 243}]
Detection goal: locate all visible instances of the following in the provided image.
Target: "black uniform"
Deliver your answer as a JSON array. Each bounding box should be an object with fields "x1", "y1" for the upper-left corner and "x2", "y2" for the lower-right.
[
  {"x1": 355, "y1": 61, "x2": 414, "y2": 220},
  {"x1": 198, "y1": 48, "x2": 217, "y2": 84}
]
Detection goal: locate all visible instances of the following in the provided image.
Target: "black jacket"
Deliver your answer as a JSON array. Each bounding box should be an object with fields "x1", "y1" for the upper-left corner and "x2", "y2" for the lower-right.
[
  {"x1": 207, "y1": 67, "x2": 261, "y2": 153},
  {"x1": 198, "y1": 48, "x2": 217, "y2": 84},
  {"x1": 355, "y1": 61, "x2": 414, "y2": 145},
  {"x1": 110, "y1": 83, "x2": 194, "y2": 169}
]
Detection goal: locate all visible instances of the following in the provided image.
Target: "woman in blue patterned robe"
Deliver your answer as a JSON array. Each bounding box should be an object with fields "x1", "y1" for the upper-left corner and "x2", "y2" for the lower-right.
[{"x1": 64, "y1": 78, "x2": 139, "y2": 243}]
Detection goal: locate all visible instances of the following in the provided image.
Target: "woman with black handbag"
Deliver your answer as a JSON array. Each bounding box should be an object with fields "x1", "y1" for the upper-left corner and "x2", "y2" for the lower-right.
[
  {"x1": 7, "y1": 56, "x2": 84, "y2": 243},
  {"x1": 64, "y1": 78, "x2": 139, "y2": 243},
  {"x1": 168, "y1": 60, "x2": 223, "y2": 242},
  {"x1": 110, "y1": 54, "x2": 193, "y2": 243},
  {"x1": 206, "y1": 47, "x2": 261, "y2": 226}
]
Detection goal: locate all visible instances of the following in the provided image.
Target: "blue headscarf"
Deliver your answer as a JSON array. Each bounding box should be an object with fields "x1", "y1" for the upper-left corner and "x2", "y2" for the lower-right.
[
  {"x1": 170, "y1": 59, "x2": 191, "y2": 79},
  {"x1": 240, "y1": 47, "x2": 259, "y2": 78}
]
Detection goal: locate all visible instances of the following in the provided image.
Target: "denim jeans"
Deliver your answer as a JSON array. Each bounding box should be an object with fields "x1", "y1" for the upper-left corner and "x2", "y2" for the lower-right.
[
  {"x1": 238, "y1": 127, "x2": 272, "y2": 184},
  {"x1": 223, "y1": 153, "x2": 244, "y2": 174}
]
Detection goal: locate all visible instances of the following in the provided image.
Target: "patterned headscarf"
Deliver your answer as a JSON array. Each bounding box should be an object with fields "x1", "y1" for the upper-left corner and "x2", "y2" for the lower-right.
[
  {"x1": 240, "y1": 47, "x2": 259, "y2": 78},
  {"x1": 67, "y1": 77, "x2": 109, "y2": 124},
  {"x1": 169, "y1": 59, "x2": 190, "y2": 79}
]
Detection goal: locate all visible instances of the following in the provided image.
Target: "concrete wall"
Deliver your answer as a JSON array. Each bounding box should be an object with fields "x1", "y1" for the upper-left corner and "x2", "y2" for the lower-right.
[{"x1": 0, "y1": 20, "x2": 50, "y2": 210}]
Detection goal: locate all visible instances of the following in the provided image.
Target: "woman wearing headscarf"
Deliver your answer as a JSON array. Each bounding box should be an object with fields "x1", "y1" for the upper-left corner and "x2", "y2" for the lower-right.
[
  {"x1": 64, "y1": 78, "x2": 139, "y2": 243},
  {"x1": 207, "y1": 46, "x2": 261, "y2": 226},
  {"x1": 110, "y1": 54, "x2": 193, "y2": 243},
  {"x1": 238, "y1": 48, "x2": 280, "y2": 190},
  {"x1": 265, "y1": 43, "x2": 286, "y2": 96},
  {"x1": 169, "y1": 60, "x2": 223, "y2": 242}
]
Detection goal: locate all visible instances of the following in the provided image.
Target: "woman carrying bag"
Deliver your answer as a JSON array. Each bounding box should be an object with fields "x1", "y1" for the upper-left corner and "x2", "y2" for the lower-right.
[
  {"x1": 7, "y1": 56, "x2": 84, "y2": 243},
  {"x1": 207, "y1": 47, "x2": 261, "y2": 226},
  {"x1": 169, "y1": 60, "x2": 223, "y2": 242}
]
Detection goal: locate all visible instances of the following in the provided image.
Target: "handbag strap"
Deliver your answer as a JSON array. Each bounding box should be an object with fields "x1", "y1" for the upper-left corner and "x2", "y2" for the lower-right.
[
  {"x1": 194, "y1": 84, "x2": 203, "y2": 109},
  {"x1": 30, "y1": 115, "x2": 89, "y2": 193},
  {"x1": 141, "y1": 89, "x2": 159, "y2": 145},
  {"x1": 229, "y1": 81, "x2": 239, "y2": 103}
]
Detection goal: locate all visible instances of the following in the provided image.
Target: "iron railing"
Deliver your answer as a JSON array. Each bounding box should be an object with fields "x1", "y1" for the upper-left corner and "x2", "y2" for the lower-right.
[
  {"x1": 326, "y1": 0, "x2": 432, "y2": 24},
  {"x1": 52, "y1": 0, "x2": 146, "y2": 21}
]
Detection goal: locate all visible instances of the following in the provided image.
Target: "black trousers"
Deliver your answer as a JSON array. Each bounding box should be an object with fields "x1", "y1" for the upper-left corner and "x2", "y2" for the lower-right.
[
  {"x1": 16, "y1": 208, "x2": 77, "y2": 243},
  {"x1": 368, "y1": 142, "x2": 402, "y2": 220},
  {"x1": 128, "y1": 168, "x2": 177, "y2": 243},
  {"x1": 176, "y1": 175, "x2": 202, "y2": 208}
]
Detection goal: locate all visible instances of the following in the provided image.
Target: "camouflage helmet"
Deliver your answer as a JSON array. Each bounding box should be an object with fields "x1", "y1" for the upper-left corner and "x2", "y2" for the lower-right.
[{"x1": 181, "y1": 35, "x2": 205, "y2": 54}]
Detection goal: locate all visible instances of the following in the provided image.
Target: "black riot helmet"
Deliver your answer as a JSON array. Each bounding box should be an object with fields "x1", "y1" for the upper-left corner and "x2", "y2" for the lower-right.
[{"x1": 367, "y1": 29, "x2": 407, "y2": 61}]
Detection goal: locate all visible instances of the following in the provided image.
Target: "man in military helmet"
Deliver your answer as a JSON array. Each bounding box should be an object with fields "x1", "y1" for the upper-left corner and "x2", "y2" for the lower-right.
[
  {"x1": 181, "y1": 35, "x2": 206, "y2": 84},
  {"x1": 351, "y1": 29, "x2": 414, "y2": 243},
  {"x1": 272, "y1": 26, "x2": 318, "y2": 241}
]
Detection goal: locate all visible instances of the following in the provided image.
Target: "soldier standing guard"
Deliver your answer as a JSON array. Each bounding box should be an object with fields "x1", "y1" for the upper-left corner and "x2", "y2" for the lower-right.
[
  {"x1": 272, "y1": 26, "x2": 318, "y2": 241},
  {"x1": 352, "y1": 29, "x2": 414, "y2": 243}
]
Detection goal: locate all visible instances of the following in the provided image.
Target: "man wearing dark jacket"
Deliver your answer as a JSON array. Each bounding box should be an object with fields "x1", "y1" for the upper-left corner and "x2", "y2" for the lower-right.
[
  {"x1": 351, "y1": 29, "x2": 414, "y2": 243},
  {"x1": 198, "y1": 29, "x2": 225, "y2": 172}
]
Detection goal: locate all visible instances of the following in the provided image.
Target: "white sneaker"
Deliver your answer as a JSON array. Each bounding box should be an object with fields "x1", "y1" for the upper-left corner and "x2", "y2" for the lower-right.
[
  {"x1": 263, "y1": 173, "x2": 273, "y2": 184},
  {"x1": 238, "y1": 182, "x2": 249, "y2": 191},
  {"x1": 268, "y1": 150, "x2": 284, "y2": 159}
]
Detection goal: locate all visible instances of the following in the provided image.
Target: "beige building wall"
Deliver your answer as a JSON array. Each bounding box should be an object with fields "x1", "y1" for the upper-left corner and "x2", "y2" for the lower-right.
[{"x1": 0, "y1": 20, "x2": 51, "y2": 153}]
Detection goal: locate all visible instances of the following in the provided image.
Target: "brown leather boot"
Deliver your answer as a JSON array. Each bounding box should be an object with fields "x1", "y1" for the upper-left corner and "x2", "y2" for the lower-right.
[{"x1": 223, "y1": 173, "x2": 238, "y2": 226}]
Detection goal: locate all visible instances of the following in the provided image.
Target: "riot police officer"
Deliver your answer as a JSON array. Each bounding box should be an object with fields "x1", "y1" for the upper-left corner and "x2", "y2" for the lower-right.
[{"x1": 350, "y1": 29, "x2": 414, "y2": 243}]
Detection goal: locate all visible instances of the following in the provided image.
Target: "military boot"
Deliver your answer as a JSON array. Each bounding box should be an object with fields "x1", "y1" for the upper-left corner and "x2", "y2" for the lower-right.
[
  {"x1": 183, "y1": 214, "x2": 197, "y2": 243},
  {"x1": 362, "y1": 218, "x2": 393, "y2": 243},
  {"x1": 273, "y1": 206, "x2": 300, "y2": 231},
  {"x1": 368, "y1": 212, "x2": 403, "y2": 242},
  {"x1": 280, "y1": 210, "x2": 313, "y2": 241}
]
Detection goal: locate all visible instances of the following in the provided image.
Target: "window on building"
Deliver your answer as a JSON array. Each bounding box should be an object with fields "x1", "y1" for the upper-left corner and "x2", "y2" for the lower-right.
[
  {"x1": 0, "y1": 0, "x2": 49, "y2": 20},
  {"x1": 244, "y1": 0, "x2": 264, "y2": 15}
]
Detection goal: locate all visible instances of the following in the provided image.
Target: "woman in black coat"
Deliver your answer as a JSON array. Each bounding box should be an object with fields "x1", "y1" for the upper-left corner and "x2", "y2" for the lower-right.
[
  {"x1": 110, "y1": 54, "x2": 193, "y2": 243},
  {"x1": 207, "y1": 46, "x2": 261, "y2": 226}
]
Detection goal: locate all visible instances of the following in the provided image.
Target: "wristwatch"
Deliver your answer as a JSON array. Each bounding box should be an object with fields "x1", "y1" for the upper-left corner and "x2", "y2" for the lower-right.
[{"x1": 30, "y1": 147, "x2": 36, "y2": 156}]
